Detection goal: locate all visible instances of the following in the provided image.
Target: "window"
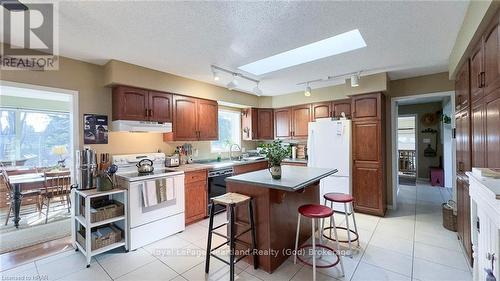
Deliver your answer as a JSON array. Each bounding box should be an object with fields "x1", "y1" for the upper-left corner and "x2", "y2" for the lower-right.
[
  {"x1": 0, "y1": 108, "x2": 71, "y2": 168},
  {"x1": 211, "y1": 109, "x2": 241, "y2": 152}
]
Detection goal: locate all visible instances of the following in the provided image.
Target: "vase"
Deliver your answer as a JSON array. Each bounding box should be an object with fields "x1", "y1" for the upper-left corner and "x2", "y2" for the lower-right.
[{"x1": 269, "y1": 165, "x2": 282, "y2": 179}]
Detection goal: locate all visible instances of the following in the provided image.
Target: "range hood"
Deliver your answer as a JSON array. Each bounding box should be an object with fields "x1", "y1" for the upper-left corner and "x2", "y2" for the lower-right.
[{"x1": 112, "y1": 120, "x2": 172, "y2": 133}]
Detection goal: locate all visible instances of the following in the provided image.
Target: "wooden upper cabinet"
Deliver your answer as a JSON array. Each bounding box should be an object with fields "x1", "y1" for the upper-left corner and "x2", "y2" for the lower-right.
[
  {"x1": 332, "y1": 99, "x2": 352, "y2": 118},
  {"x1": 471, "y1": 102, "x2": 486, "y2": 168},
  {"x1": 455, "y1": 109, "x2": 471, "y2": 174},
  {"x1": 241, "y1": 108, "x2": 256, "y2": 141},
  {"x1": 455, "y1": 61, "x2": 470, "y2": 111},
  {"x1": 148, "y1": 91, "x2": 172, "y2": 122},
  {"x1": 257, "y1": 109, "x2": 274, "y2": 140},
  {"x1": 485, "y1": 90, "x2": 500, "y2": 168},
  {"x1": 291, "y1": 104, "x2": 311, "y2": 138},
  {"x1": 173, "y1": 95, "x2": 198, "y2": 141},
  {"x1": 483, "y1": 16, "x2": 500, "y2": 96},
  {"x1": 274, "y1": 108, "x2": 292, "y2": 139},
  {"x1": 470, "y1": 42, "x2": 484, "y2": 103},
  {"x1": 351, "y1": 93, "x2": 382, "y2": 121},
  {"x1": 311, "y1": 102, "x2": 331, "y2": 120},
  {"x1": 197, "y1": 99, "x2": 218, "y2": 140},
  {"x1": 112, "y1": 86, "x2": 149, "y2": 121}
]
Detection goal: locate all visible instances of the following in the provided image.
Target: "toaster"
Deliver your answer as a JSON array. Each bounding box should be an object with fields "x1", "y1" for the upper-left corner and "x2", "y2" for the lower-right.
[{"x1": 165, "y1": 155, "x2": 180, "y2": 167}]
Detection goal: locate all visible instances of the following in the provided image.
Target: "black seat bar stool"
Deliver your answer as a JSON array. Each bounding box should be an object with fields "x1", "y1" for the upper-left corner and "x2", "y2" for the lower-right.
[{"x1": 205, "y1": 192, "x2": 258, "y2": 281}]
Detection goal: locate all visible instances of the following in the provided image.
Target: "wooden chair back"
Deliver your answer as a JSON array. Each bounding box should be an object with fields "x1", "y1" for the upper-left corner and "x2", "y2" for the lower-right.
[{"x1": 43, "y1": 171, "x2": 71, "y2": 197}]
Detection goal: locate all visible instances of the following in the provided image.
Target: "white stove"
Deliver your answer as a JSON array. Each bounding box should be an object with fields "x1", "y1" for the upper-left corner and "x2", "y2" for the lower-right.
[{"x1": 112, "y1": 153, "x2": 185, "y2": 250}]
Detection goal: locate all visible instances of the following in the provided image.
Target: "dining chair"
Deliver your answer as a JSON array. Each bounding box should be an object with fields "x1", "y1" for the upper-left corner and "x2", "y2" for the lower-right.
[
  {"x1": 1, "y1": 168, "x2": 42, "y2": 226},
  {"x1": 40, "y1": 171, "x2": 71, "y2": 223}
]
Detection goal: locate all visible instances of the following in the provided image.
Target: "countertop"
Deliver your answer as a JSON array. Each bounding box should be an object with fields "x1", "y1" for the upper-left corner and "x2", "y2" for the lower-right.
[
  {"x1": 226, "y1": 166, "x2": 337, "y2": 191},
  {"x1": 168, "y1": 158, "x2": 268, "y2": 172},
  {"x1": 282, "y1": 158, "x2": 308, "y2": 164},
  {"x1": 467, "y1": 171, "x2": 500, "y2": 200}
]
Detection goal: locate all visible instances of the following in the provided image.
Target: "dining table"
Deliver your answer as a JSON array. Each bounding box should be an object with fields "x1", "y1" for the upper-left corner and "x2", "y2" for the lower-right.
[{"x1": 8, "y1": 172, "x2": 58, "y2": 228}]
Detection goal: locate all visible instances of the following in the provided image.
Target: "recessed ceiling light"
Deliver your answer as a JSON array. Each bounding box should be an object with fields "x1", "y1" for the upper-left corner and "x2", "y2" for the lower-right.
[{"x1": 238, "y1": 29, "x2": 366, "y2": 75}]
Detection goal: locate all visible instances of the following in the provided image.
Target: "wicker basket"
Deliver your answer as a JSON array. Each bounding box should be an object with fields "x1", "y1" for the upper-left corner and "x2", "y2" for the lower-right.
[
  {"x1": 81, "y1": 199, "x2": 124, "y2": 223},
  {"x1": 77, "y1": 225, "x2": 122, "y2": 251},
  {"x1": 442, "y1": 200, "x2": 457, "y2": 232}
]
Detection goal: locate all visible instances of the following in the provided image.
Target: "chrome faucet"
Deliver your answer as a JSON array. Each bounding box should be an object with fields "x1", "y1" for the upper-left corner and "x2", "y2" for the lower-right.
[{"x1": 229, "y1": 144, "x2": 242, "y2": 161}]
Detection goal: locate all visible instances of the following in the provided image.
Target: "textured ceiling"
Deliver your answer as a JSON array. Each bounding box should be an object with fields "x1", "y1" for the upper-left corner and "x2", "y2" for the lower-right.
[{"x1": 1, "y1": 1, "x2": 468, "y2": 96}]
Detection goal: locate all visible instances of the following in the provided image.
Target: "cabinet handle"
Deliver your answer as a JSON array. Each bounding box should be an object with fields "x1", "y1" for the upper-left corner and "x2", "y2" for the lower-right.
[
  {"x1": 145, "y1": 109, "x2": 148, "y2": 117},
  {"x1": 149, "y1": 109, "x2": 153, "y2": 117},
  {"x1": 478, "y1": 73, "x2": 481, "y2": 88},
  {"x1": 481, "y1": 72, "x2": 486, "y2": 88}
]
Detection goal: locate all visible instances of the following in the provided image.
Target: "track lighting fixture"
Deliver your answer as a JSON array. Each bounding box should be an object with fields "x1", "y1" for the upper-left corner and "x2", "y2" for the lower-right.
[
  {"x1": 350, "y1": 72, "x2": 360, "y2": 87},
  {"x1": 304, "y1": 83, "x2": 311, "y2": 97},
  {"x1": 227, "y1": 74, "x2": 239, "y2": 90},
  {"x1": 211, "y1": 65, "x2": 262, "y2": 95}
]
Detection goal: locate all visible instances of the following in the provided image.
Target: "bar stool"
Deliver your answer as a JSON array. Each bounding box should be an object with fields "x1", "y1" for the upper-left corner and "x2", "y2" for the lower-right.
[
  {"x1": 205, "y1": 193, "x2": 258, "y2": 281},
  {"x1": 294, "y1": 204, "x2": 344, "y2": 281},
  {"x1": 322, "y1": 193, "x2": 359, "y2": 256}
]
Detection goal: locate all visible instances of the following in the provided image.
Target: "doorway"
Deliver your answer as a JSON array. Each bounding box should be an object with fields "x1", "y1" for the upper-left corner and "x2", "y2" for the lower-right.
[
  {"x1": 0, "y1": 81, "x2": 79, "y2": 253},
  {"x1": 398, "y1": 115, "x2": 417, "y2": 186}
]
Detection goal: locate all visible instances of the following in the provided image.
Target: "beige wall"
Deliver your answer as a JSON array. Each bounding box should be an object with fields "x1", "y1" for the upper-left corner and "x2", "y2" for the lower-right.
[
  {"x1": 449, "y1": 0, "x2": 500, "y2": 78},
  {"x1": 264, "y1": 72, "x2": 388, "y2": 108},
  {"x1": 398, "y1": 102, "x2": 443, "y2": 179}
]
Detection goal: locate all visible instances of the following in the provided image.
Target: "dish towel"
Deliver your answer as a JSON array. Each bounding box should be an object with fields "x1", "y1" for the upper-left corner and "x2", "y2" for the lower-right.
[
  {"x1": 166, "y1": 177, "x2": 175, "y2": 201},
  {"x1": 142, "y1": 180, "x2": 159, "y2": 207}
]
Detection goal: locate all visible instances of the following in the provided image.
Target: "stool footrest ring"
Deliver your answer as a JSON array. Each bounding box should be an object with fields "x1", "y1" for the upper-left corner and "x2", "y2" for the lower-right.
[
  {"x1": 322, "y1": 226, "x2": 359, "y2": 243},
  {"x1": 296, "y1": 244, "x2": 340, "y2": 268}
]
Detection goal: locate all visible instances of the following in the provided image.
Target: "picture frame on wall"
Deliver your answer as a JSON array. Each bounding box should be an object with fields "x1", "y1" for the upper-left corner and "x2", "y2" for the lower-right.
[{"x1": 83, "y1": 114, "x2": 108, "y2": 144}]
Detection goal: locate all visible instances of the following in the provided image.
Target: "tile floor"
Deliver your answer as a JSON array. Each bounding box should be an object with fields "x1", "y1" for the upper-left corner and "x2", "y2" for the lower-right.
[{"x1": 0, "y1": 182, "x2": 472, "y2": 281}]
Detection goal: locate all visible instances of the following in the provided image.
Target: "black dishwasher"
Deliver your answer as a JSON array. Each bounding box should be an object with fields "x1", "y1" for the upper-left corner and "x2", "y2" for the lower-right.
[{"x1": 207, "y1": 167, "x2": 234, "y2": 214}]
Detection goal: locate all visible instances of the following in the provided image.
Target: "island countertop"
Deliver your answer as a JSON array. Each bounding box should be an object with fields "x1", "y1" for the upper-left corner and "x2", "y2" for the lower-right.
[{"x1": 226, "y1": 165, "x2": 337, "y2": 191}]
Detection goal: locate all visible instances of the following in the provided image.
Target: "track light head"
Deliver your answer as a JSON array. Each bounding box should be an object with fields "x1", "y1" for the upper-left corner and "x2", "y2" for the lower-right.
[
  {"x1": 350, "y1": 73, "x2": 360, "y2": 87},
  {"x1": 304, "y1": 84, "x2": 312, "y2": 97},
  {"x1": 227, "y1": 74, "x2": 239, "y2": 90},
  {"x1": 253, "y1": 82, "x2": 263, "y2": 96}
]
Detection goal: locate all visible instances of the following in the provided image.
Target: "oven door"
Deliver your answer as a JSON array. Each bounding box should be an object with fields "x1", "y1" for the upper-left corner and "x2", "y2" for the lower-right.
[
  {"x1": 208, "y1": 173, "x2": 232, "y2": 213},
  {"x1": 128, "y1": 174, "x2": 185, "y2": 228}
]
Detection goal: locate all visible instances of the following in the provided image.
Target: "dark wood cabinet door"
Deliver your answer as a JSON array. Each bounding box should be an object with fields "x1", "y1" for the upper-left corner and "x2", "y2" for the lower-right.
[
  {"x1": 197, "y1": 99, "x2": 218, "y2": 140},
  {"x1": 148, "y1": 91, "x2": 172, "y2": 122},
  {"x1": 332, "y1": 99, "x2": 352, "y2": 118},
  {"x1": 352, "y1": 162, "x2": 384, "y2": 216},
  {"x1": 351, "y1": 93, "x2": 382, "y2": 121},
  {"x1": 185, "y1": 181, "x2": 207, "y2": 225},
  {"x1": 274, "y1": 108, "x2": 292, "y2": 139},
  {"x1": 311, "y1": 102, "x2": 331, "y2": 120},
  {"x1": 455, "y1": 109, "x2": 471, "y2": 173},
  {"x1": 352, "y1": 121, "x2": 380, "y2": 162},
  {"x1": 455, "y1": 61, "x2": 470, "y2": 111},
  {"x1": 291, "y1": 104, "x2": 311, "y2": 138},
  {"x1": 257, "y1": 109, "x2": 274, "y2": 140},
  {"x1": 485, "y1": 91, "x2": 500, "y2": 168},
  {"x1": 173, "y1": 95, "x2": 198, "y2": 141},
  {"x1": 463, "y1": 182, "x2": 472, "y2": 265},
  {"x1": 112, "y1": 86, "x2": 149, "y2": 121},
  {"x1": 470, "y1": 42, "x2": 484, "y2": 103},
  {"x1": 471, "y1": 102, "x2": 486, "y2": 168},
  {"x1": 484, "y1": 17, "x2": 500, "y2": 95},
  {"x1": 456, "y1": 178, "x2": 464, "y2": 241},
  {"x1": 233, "y1": 161, "x2": 268, "y2": 175}
]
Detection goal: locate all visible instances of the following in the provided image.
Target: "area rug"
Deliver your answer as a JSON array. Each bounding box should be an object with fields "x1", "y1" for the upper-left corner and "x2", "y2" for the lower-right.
[{"x1": 399, "y1": 176, "x2": 416, "y2": 186}]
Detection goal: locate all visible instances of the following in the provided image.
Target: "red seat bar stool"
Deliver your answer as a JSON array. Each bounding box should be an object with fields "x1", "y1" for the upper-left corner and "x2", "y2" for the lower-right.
[
  {"x1": 293, "y1": 204, "x2": 344, "y2": 281},
  {"x1": 322, "y1": 193, "x2": 359, "y2": 257}
]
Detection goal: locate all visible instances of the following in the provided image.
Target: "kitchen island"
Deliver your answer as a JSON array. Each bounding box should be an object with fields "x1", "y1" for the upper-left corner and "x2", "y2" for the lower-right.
[{"x1": 226, "y1": 166, "x2": 337, "y2": 273}]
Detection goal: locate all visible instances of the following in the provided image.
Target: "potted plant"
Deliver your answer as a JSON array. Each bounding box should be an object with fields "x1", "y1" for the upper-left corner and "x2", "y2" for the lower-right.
[{"x1": 260, "y1": 140, "x2": 291, "y2": 179}]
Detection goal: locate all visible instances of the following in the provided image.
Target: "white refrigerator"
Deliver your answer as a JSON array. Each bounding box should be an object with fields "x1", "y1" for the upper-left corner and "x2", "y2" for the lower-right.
[{"x1": 307, "y1": 118, "x2": 352, "y2": 212}]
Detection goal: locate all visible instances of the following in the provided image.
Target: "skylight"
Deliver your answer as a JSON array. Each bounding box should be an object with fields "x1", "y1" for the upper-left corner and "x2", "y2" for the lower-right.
[{"x1": 238, "y1": 29, "x2": 366, "y2": 75}]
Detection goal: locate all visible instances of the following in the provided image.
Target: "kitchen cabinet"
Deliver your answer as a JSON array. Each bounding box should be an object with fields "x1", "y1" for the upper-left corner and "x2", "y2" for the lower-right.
[
  {"x1": 112, "y1": 86, "x2": 172, "y2": 122},
  {"x1": 274, "y1": 108, "x2": 292, "y2": 139},
  {"x1": 456, "y1": 176, "x2": 472, "y2": 266},
  {"x1": 184, "y1": 170, "x2": 208, "y2": 225},
  {"x1": 485, "y1": 89, "x2": 500, "y2": 168},
  {"x1": 241, "y1": 108, "x2": 274, "y2": 140},
  {"x1": 455, "y1": 109, "x2": 471, "y2": 174},
  {"x1": 291, "y1": 104, "x2": 311, "y2": 138},
  {"x1": 351, "y1": 92, "x2": 385, "y2": 216},
  {"x1": 470, "y1": 42, "x2": 484, "y2": 103},
  {"x1": 233, "y1": 161, "x2": 268, "y2": 175},
  {"x1": 483, "y1": 15, "x2": 500, "y2": 96},
  {"x1": 471, "y1": 102, "x2": 486, "y2": 168},
  {"x1": 332, "y1": 98, "x2": 352, "y2": 118},
  {"x1": 455, "y1": 60, "x2": 470, "y2": 111},
  {"x1": 311, "y1": 102, "x2": 331, "y2": 120},
  {"x1": 172, "y1": 95, "x2": 218, "y2": 141}
]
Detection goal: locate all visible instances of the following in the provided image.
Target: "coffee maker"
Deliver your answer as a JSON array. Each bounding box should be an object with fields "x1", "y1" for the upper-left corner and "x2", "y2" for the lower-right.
[{"x1": 75, "y1": 148, "x2": 97, "y2": 190}]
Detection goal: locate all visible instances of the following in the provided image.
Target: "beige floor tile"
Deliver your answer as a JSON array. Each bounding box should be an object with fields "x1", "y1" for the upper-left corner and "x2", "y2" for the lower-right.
[
  {"x1": 245, "y1": 260, "x2": 302, "y2": 281},
  {"x1": 413, "y1": 242, "x2": 469, "y2": 270},
  {"x1": 115, "y1": 260, "x2": 178, "y2": 281},
  {"x1": 0, "y1": 262, "x2": 39, "y2": 281},
  {"x1": 155, "y1": 242, "x2": 205, "y2": 274},
  {"x1": 369, "y1": 231, "x2": 413, "y2": 256},
  {"x1": 413, "y1": 257, "x2": 472, "y2": 281},
  {"x1": 352, "y1": 262, "x2": 411, "y2": 281},
  {"x1": 95, "y1": 248, "x2": 156, "y2": 279},
  {"x1": 361, "y1": 245, "x2": 412, "y2": 277},
  {"x1": 36, "y1": 250, "x2": 96, "y2": 281},
  {"x1": 57, "y1": 263, "x2": 111, "y2": 281}
]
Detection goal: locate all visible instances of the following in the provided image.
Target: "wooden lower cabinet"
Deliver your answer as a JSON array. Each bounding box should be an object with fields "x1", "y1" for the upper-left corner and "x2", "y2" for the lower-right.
[
  {"x1": 184, "y1": 170, "x2": 208, "y2": 225},
  {"x1": 457, "y1": 176, "x2": 473, "y2": 265},
  {"x1": 352, "y1": 162, "x2": 385, "y2": 216},
  {"x1": 281, "y1": 161, "x2": 307, "y2": 167},
  {"x1": 233, "y1": 161, "x2": 268, "y2": 175}
]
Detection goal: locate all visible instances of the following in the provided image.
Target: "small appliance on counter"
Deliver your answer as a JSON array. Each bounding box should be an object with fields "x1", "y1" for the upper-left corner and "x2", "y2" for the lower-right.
[
  {"x1": 165, "y1": 154, "x2": 180, "y2": 167},
  {"x1": 75, "y1": 148, "x2": 98, "y2": 190}
]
